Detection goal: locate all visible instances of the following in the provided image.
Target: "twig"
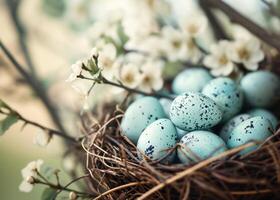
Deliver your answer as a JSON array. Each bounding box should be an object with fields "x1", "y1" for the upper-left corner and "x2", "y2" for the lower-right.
[
  {"x1": 78, "y1": 75, "x2": 174, "y2": 100},
  {"x1": 34, "y1": 178, "x2": 92, "y2": 197},
  {"x1": 204, "y1": 0, "x2": 280, "y2": 52},
  {"x1": 53, "y1": 174, "x2": 94, "y2": 198},
  {"x1": 5, "y1": 0, "x2": 36, "y2": 74},
  {"x1": 0, "y1": 40, "x2": 68, "y2": 135},
  {"x1": 199, "y1": 0, "x2": 229, "y2": 40},
  {"x1": 0, "y1": 109, "x2": 77, "y2": 142},
  {"x1": 94, "y1": 182, "x2": 148, "y2": 200},
  {"x1": 261, "y1": 0, "x2": 280, "y2": 20}
]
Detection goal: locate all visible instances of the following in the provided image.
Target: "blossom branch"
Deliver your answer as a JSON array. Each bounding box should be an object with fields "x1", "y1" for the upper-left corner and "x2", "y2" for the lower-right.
[
  {"x1": 0, "y1": 107, "x2": 77, "y2": 143},
  {"x1": 33, "y1": 177, "x2": 92, "y2": 197},
  {"x1": 78, "y1": 75, "x2": 174, "y2": 100},
  {"x1": 205, "y1": 0, "x2": 280, "y2": 52}
]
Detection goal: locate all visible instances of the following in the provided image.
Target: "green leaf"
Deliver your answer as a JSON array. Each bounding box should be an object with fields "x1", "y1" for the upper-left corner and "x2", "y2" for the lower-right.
[
  {"x1": 0, "y1": 99, "x2": 9, "y2": 109},
  {"x1": 0, "y1": 113, "x2": 19, "y2": 135},
  {"x1": 41, "y1": 187, "x2": 57, "y2": 200},
  {"x1": 117, "y1": 22, "x2": 129, "y2": 45}
]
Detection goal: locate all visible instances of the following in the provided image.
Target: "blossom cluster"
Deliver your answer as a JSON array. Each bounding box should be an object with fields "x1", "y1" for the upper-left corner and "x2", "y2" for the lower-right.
[{"x1": 63, "y1": 0, "x2": 265, "y2": 105}]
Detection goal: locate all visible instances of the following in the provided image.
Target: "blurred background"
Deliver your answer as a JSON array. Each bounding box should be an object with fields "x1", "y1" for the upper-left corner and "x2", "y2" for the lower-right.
[{"x1": 0, "y1": 0, "x2": 279, "y2": 199}]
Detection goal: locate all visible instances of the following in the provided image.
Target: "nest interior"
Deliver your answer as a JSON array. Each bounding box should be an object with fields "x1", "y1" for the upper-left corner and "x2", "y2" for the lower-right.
[{"x1": 80, "y1": 105, "x2": 280, "y2": 200}]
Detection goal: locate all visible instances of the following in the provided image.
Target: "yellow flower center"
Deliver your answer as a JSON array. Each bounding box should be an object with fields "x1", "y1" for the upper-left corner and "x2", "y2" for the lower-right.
[
  {"x1": 123, "y1": 73, "x2": 134, "y2": 84},
  {"x1": 219, "y1": 54, "x2": 229, "y2": 65},
  {"x1": 172, "y1": 40, "x2": 181, "y2": 49},
  {"x1": 188, "y1": 24, "x2": 198, "y2": 35},
  {"x1": 142, "y1": 74, "x2": 152, "y2": 86},
  {"x1": 237, "y1": 47, "x2": 250, "y2": 60}
]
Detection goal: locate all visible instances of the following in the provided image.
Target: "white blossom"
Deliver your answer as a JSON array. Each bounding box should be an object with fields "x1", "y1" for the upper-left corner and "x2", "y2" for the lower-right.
[
  {"x1": 203, "y1": 40, "x2": 236, "y2": 76},
  {"x1": 19, "y1": 159, "x2": 43, "y2": 193},
  {"x1": 138, "y1": 60, "x2": 164, "y2": 92},
  {"x1": 227, "y1": 38, "x2": 264, "y2": 71},
  {"x1": 179, "y1": 14, "x2": 207, "y2": 37},
  {"x1": 161, "y1": 26, "x2": 187, "y2": 62},
  {"x1": 65, "y1": 0, "x2": 90, "y2": 29},
  {"x1": 95, "y1": 41, "x2": 118, "y2": 79},
  {"x1": 33, "y1": 129, "x2": 52, "y2": 147},
  {"x1": 121, "y1": 0, "x2": 159, "y2": 40},
  {"x1": 66, "y1": 61, "x2": 83, "y2": 82},
  {"x1": 119, "y1": 63, "x2": 142, "y2": 88}
]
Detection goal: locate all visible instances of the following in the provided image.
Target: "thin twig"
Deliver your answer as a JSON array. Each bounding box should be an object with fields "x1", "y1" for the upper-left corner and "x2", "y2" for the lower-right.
[
  {"x1": 34, "y1": 178, "x2": 92, "y2": 197},
  {"x1": 199, "y1": 0, "x2": 229, "y2": 40},
  {"x1": 94, "y1": 182, "x2": 148, "y2": 200},
  {"x1": 0, "y1": 109, "x2": 77, "y2": 143},
  {"x1": 78, "y1": 75, "x2": 174, "y2": 100},
  {"x1": 204, "y1": 0, "x2": 280, "y2": 52}
]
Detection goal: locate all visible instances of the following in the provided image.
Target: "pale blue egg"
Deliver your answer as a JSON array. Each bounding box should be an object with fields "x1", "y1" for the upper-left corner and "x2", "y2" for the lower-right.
[
  {"x1": 177, "y1": 131, "x2": 227, "y2": 165},
  {"x1": 219, "y1": 114, "x2": 251, "y2": 141},
  {"x1": 240, "y1": 71, "x2": 280, "y2": 107},
  {"x1": 137, "y1": 119, "x2": 177, "y2": 162},
  {"x1": 248, "y1": 109, "x2": 278, "y2": 130},
  {"x1": 202, "y1": 77, "x2": 244, "y2": 122},
  {"x1": 170, "y1": 92, "x2": 222, "y2": 131},
  {"x1": 227, "y1": 116, "x2": 274, "y2": 154},
  {"x1": 172, "y1": 68, "x2": 213, "y2": 94},
  {"x1": 121, "y1": 97, "x2": 166, "y2": 144}
]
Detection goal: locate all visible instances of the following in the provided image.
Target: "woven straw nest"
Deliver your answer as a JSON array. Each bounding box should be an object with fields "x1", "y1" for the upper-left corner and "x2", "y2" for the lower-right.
[{"x1": 79, "y1": 101, "x2": 280, "y2": 200}]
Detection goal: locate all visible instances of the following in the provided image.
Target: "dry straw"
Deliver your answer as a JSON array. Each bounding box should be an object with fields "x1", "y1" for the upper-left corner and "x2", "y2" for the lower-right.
[{"x1": 79, "y1": 106, "x2": 280, "y2": 200}]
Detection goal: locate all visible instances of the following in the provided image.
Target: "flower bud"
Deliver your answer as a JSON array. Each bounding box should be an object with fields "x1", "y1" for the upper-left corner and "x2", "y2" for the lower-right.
[
  {"x1": 26, "y1": 176, "x2": 35, "y2": 184},
  {"x1": 69, "y1": 191, "x2": 77, "y2": 200}
]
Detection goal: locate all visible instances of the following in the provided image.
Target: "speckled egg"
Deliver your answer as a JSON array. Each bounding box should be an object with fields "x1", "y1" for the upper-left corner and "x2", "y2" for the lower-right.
[
  {"x1": 227, "y1": 116, "x2": 274, "y2": 154},
  {"x1": 240, "y1": 70, "x2": 280, "y2": 107},
  {"x1": 219, "y1": 114, "x2": 251, "y2": 141},
  {"x1": 172, "y1": 68, "x2": 213, "y2": 94},
  {"x1": 170, "y1": 92, "x2": 222, "y2": 131},
  {"x1": 248, "y1": 109, "x2": 278, "y2": 130},
  {"x1": 121, "y1": 97, "x2": 166, "y2": 144},
  {"x1": 177, "y1": 131, "x2": 227, "y2": 164},
  {"x1": 137, "y1": 119, "x2": 177, "y2": 162},
  {"x1": 202, "y1": 77, "x2": 243, "y2": 122}
]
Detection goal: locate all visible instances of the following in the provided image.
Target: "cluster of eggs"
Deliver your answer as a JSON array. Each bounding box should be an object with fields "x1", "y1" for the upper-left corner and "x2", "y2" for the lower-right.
[{"x1": 121, "y1": 68, "x2": 280, "y2": 164}]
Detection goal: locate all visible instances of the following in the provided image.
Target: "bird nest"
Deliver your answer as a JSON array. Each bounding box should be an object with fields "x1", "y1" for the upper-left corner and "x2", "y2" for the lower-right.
[{"x1": 80, "y1": 105, "x2": 280, "y2": 200}]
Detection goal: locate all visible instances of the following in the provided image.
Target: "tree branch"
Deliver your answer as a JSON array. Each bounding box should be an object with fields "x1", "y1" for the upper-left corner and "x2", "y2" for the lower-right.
[
  {"x1": 199, "y1": 0, "x2": 229, "y2": 40},
  {"x1": 5, "y1": 0, "x2": 36, "y2": 74},
  {"x1": 0, "y1": 40, "x2": 68, "y2": 135},
  {"x1": 204, "y1": 0, "x2": 280, "y2": 52}
]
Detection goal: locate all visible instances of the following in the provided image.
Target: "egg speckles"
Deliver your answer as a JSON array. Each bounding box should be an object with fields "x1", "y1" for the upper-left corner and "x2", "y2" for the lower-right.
[
  {"x1": 241, "y1": 70, "x2": 280, "y2": 107},
  {"x1": 170, "y1": 92, "x2": 222, "y2": 131},
  {"x1": 121, "y1": 97, "x2": 166, "y2": 144},
  {"x1": 248, "y1": 109, "x2": 278, "y2": 130},
  {"x1": 137, "y1": 119, "x2": 177, "y2": 162},
  {"x1": 177, "y1": 131, "x2": 227, "y2": 164},
  {"x1": 202, "y1": 77, "x2": 243, "y2": 122},
  {"x1": 219, "y1": 114, "x2": 251, "y2": 141},
  {"x1": 172, "y1": 68, "x2": 213, "y2": 94},
  {"x1": 227, "y1": 116, "x2": 274, "y2": 154}
]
